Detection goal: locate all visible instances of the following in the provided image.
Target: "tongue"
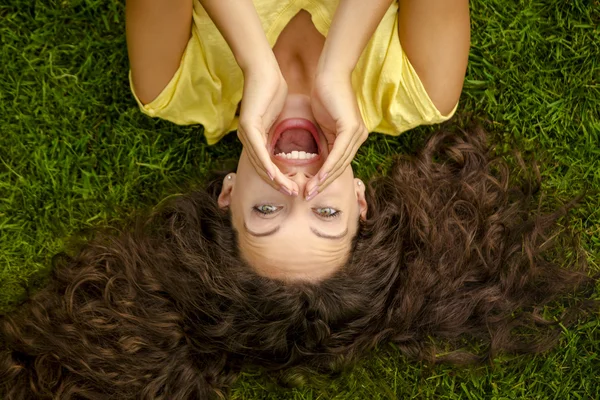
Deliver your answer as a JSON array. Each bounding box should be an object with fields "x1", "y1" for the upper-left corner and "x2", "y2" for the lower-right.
[{"x1": 275, "y1": 129, "x2": 318, "y2": 154}]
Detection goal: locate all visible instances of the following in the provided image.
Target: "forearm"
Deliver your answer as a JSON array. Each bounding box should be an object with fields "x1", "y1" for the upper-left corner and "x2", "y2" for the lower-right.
[
  {"x1": 318, "y1": 0, "x2": 393, "y2": 75},
  {"x1": 199, "y1": 0, "x2": 275, "y2": 72}
]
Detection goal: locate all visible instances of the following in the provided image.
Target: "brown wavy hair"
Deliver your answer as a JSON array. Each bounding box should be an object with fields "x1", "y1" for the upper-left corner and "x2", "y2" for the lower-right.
[{"x1": 0, "y1": 126, "x2": 596, "y2": 399}]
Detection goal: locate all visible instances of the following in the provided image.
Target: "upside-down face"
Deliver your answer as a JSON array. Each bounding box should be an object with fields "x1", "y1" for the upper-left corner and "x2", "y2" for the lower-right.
[{"x1": 219, "y1": 94, "x2": 368, "y2": 282}]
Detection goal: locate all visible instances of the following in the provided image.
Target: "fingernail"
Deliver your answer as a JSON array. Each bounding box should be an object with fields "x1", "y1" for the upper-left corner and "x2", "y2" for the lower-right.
[
  {"x1": 306, "y1": 191, "x2": 317, "y2": 202},
  {"x1": 307, "y1": 186, "x2": 318, "y2": 198},
  {"x1": 319, "y1": 172, "x2": 328, "y2": 183},
  {"x1": 282, "y1": 186, "x2": 294, "y2": 196},
  {"x1": 279, "y1": 187, "x2": 292, "y2": 196},
  {"x1": 267, "y1": 171, "x2": 274, "y2": 181},
  {"x1": 292, "y1": 189, "x2": 299, "y2": 197}
]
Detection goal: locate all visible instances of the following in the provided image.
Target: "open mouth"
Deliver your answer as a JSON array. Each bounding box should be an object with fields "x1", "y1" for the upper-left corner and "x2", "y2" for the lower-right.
[{"x1": 271, "y1": 119, "x2": 321, "y2": 162}]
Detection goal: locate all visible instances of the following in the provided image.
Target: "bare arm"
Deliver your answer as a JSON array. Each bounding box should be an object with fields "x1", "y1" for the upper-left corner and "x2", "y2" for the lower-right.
[
  {"x1": 398, "y1": 0, "x2": 471, "y2": 115},
  {"x1": 128, "y1": 0, "x2": 295, "y2": 193},
  {"x1": 126, "y1": 0, "x2": 276, "y2": 104},
  {"x1": 305, "y1": 0, "x2": 393, "y2": 196},
  {"x1": 317, "y1": 0, "x2": 394, "y2": 75},
  {"x1": 126, "y1": 0, "x2": 193, "y2": 105},
  {"x1": 198, "y1": 0, "x2": 275, "y2": 72},
  {"x1": 201, "y1": 0, "x2": 298, "y2": 194}
]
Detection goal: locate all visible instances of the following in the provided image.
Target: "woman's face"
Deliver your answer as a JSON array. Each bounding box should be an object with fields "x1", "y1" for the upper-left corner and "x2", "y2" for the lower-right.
[{"x1": 219, "y1": 94, "x2": 368, "y2": 282}]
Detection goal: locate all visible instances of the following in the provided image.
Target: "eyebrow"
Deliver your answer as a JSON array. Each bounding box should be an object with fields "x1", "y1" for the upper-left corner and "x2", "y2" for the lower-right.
[
  {"x1": 243, "y1": 222, "x2": 348, "y2": 240},
  {"x1": 310, "y1": 227, "x2": 348, "y2": 240},
  {"x1": 244, "y1": 223, "x2": 279, "y2": 237}
]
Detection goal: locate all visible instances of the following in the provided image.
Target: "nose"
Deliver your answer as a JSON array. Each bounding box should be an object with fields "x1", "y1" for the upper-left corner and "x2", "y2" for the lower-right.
[{"x1": 285, "y1": 171, "x2": 314, "y2": 191}]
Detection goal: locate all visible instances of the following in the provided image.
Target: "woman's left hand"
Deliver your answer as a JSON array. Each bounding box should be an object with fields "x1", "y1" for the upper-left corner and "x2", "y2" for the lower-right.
[
  {"x1": 237, "y1": 59, "x2": 299, "y2": 196},
  {"x1": 305, "y1": 70, "x2": 368, "y2": 199}
]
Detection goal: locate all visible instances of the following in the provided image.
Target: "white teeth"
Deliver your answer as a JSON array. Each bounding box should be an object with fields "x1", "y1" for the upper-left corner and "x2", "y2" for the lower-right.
[{"x1": 276, "y1": 152, "x2": 318, "y2": 160}]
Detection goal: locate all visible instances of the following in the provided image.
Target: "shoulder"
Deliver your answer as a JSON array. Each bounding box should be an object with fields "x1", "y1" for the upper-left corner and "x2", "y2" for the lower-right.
[{"x1": 397, "y1": 0, "x2": 471, "y2": 115}]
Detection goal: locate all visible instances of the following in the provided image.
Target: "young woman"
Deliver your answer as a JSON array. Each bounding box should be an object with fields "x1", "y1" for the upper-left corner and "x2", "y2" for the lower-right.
[
  {"x1": 1, "y1": 1, "x2": 595, "y2": 399},
  {"x1": 0, "y1": 125, "x2": 595, "y2": 399},
  {"x1": 126, "y1": 0, "x2": 470, "y2": 281}
]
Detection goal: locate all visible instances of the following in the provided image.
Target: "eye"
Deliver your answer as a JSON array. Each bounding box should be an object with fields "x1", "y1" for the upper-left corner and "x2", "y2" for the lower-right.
[
  {"x1": 253, "y1": 204, "x2": 282, "y2": 215},
  {"x1": 313, "y1": 207, "x2": 341, "y2": 219}
]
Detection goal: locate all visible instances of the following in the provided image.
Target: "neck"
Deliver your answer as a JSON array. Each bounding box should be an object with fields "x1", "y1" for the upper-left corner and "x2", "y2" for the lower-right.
[{"x1": 272, "y1": 10, "x2": 325, "y2": 96}]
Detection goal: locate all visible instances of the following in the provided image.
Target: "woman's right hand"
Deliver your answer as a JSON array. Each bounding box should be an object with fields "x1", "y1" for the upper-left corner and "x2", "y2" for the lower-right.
[
  {"x1": 197, "y1": 0, "x2": 299, "y2": 195},
  {"x1": 305, "y1": 70, "x2": 368, "y2": 199},
  {"x1": 237, "y1": 59, "x2": 299, "y2": 196}
]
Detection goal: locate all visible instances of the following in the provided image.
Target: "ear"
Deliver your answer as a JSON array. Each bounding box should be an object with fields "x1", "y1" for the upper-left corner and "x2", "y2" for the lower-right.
[
  {"x1": 355, "y1": 178, "x2": 368, "y2": 220},
  {"x1": 218, "y1": 173, "x2": 236, "y2": 209}
]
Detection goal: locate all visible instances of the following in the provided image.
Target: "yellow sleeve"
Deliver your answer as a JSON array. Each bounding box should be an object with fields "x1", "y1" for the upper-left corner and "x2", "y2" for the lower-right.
[
  {"x1": 353, "y1": 3, "x2": 458, "y2": 136},
  {"x1": 382, "y1": 50, "x2": 458, "y2": 134},
  {"x1": 128, "y1": 27, "x2": 241, "y2": 145}
]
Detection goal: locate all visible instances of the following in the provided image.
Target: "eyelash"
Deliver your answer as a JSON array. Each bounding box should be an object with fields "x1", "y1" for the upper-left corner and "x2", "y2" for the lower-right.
[
  {"x1": 253, "y1": 204, "x2": 281, "y2": 215},
  {"x1": 252, "y1": 205, "x2": 341, "y2": 219},
  {"x1": 314, "y1": 207, "x2": 341, "y2": 219}
]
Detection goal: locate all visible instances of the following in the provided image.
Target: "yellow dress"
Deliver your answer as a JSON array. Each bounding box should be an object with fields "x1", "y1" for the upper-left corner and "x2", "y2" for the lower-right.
[{"x1": 130, "y1": 0, "x2": 457, "y2": 145}]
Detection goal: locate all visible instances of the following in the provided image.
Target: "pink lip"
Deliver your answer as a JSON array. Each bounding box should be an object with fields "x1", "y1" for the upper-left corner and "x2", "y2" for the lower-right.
[{"x1": 270, "y1": 118, "x2": 322, "y2": 165}]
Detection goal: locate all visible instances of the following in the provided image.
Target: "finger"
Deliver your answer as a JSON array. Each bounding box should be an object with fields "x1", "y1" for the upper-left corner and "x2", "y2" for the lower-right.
[
  {"x1": 248, "y1": 152, "x2": 298, "y2": 196},
  {"x1": 306, "y1": 163, "x2": 347, "y2": 201},
  {"x1": 244, "y1": 126, "x2": 299, "y2": 193},
  {"x1": 237, "y1": 130, "x2": 278, "y2": 187},
  {"x1": 246, "y1": 145, "x2": 297, "y2": 195},
  {"x1": 322, "y1": 125, "x2": 367, "y2": 181},
  {"x1": 246, "y1": 152, "x2": 295, "y2": 195},
  {"x1": 326, "y1": 127, "x2": 368, "y2": 181},
  {"x1": 272, "y1": 167, "x2": 299, "y2": 196},
  {"x1": 306, "y1": 135, "x2": 362, "y2": 199},
  {"x1": 305, "y1": 132, "x2": 354, "y2": 196},
  {"x1": 239, "y1": 125, "x2": 272, "y2": 176},
  {"x1": 238, "y1": 128, "x2": 271, "y2": 179},
  {"x1": 238, "y1": 129, "x2": 298, "y2": 195},
  {"x1": 318, "y1": 139, "x2": 362, "y2": 191},
  {"x1": 325, "y1": 135, "x2": 358, "y2": 181},
  {"x1": 237, "y1": 130, "x2": 263, "y2": 172},
  {"x1": 240, "y1": 136, "x2": 280, "y2": 191},
  {"x1": 311, "y1": 132, "x2": 354, "y2": 187}
]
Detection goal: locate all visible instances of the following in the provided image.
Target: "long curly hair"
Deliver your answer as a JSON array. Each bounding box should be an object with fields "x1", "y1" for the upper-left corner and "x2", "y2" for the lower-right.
[{"x1": 0, "y1": 126, "x2": 596, "y2": 399}]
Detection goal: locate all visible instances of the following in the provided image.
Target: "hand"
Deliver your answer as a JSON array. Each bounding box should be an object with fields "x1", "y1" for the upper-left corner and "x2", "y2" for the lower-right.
[
  {"x1": 237, "y1": 60, "x2": 299, "y2": 196},
  {"x1": 305, "y1": 71, "x2": 368, "y2": 199}
]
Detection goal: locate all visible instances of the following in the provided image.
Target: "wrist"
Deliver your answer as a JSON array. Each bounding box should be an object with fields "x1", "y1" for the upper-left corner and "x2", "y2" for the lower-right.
[
  {"x1": 200, "y1": 0, "x2": 276, "y2": 74},
  {"x1": 315, "y1": 57, "x2": 354, "y2": 85},
  {"x1": 237, "y1": 45, "x2": 279, "y2": 75},
  {"x1": 318, "y1": 0, "x2": 393, "y2": 76},
  {"x1": 316, "y1": 51, "x2": 354, "y2": 80}
]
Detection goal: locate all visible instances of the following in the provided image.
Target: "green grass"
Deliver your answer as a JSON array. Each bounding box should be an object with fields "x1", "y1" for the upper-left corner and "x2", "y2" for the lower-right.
[{"x1": 0, "y1": 0, "x2": 599, "y2": 398}]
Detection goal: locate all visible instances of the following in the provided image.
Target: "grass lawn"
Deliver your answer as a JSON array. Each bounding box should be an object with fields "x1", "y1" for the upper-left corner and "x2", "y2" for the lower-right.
[{"x1": 1, "y1": 0, "x2": 599, "y2": 398}]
